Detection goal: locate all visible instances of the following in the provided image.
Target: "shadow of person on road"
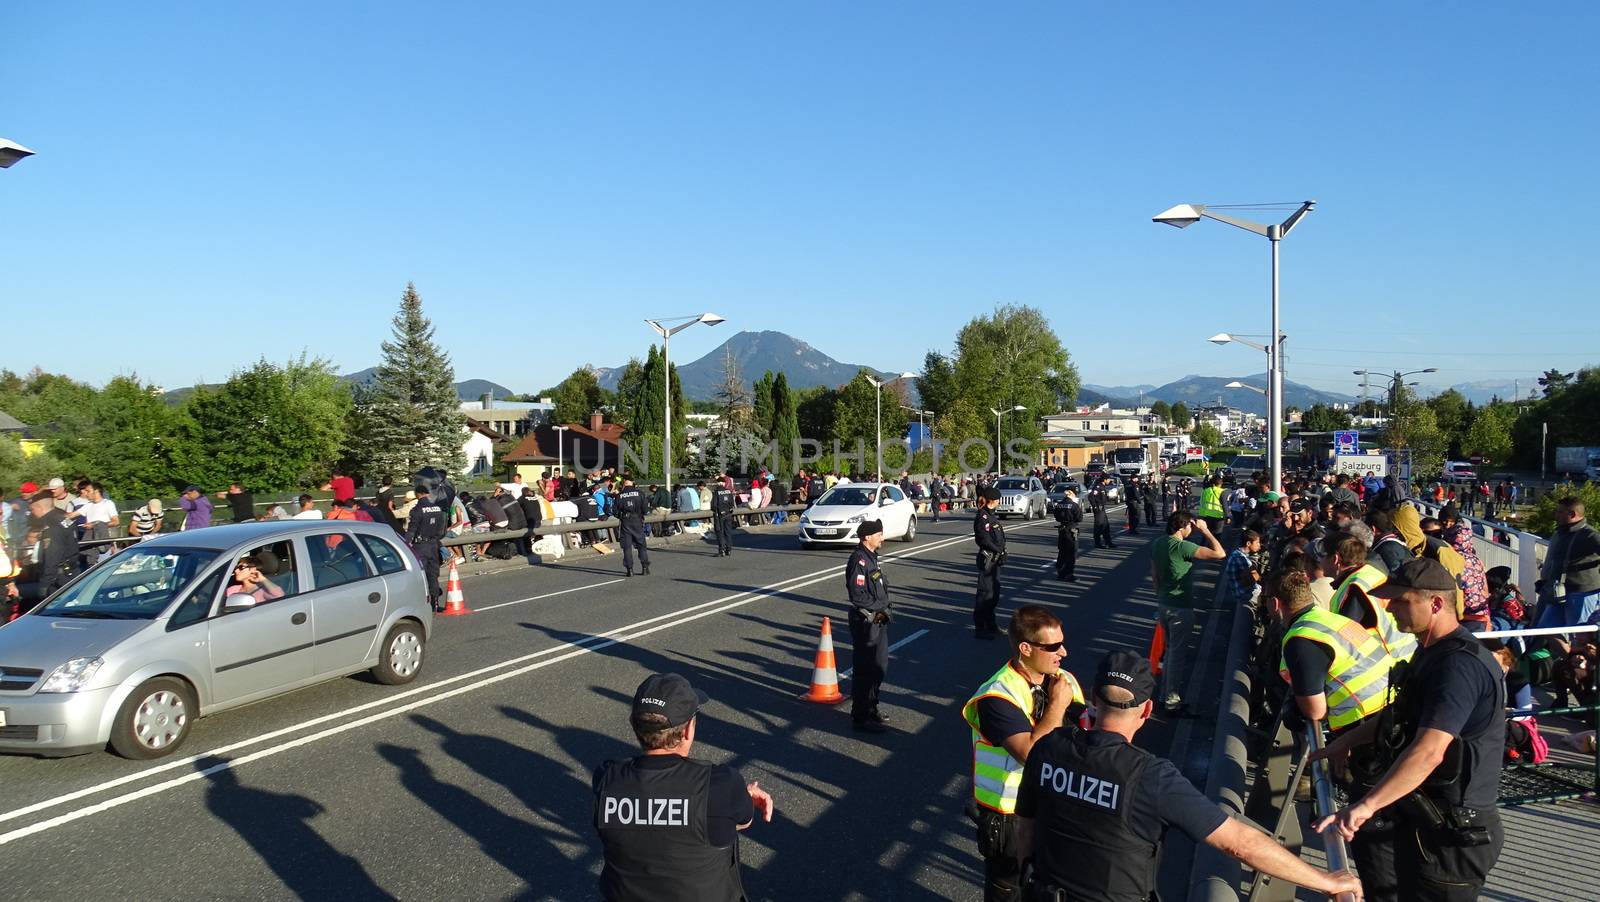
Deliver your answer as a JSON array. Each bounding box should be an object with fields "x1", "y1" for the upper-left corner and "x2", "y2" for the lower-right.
[{"x1": 198, "y1": 755, "x2": 395, "y2": 900}]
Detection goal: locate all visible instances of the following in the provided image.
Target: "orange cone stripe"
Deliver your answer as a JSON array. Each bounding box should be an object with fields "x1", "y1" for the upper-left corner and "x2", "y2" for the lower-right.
[{"x1": 803, "y1": 616, "x2": 844, "y2": 703}]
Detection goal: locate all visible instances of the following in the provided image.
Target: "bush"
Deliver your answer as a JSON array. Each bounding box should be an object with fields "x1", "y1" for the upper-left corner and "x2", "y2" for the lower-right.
[{"x1": 1524, "y1": 482, "x2": 1600, "y2": 537}]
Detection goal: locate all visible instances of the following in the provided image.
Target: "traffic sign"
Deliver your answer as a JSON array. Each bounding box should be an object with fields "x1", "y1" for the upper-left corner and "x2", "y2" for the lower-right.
[
  {"x1": 1334, "y1": 455, "x2": 1387, "y2": 478},
  {"x1": 1334, "y1": 430, "x2": 1360, "y2": 456}
]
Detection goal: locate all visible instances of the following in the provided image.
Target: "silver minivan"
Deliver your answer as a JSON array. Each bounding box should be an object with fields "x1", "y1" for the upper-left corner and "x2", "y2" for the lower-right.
[{"x1": 0, "y1": 521, "x2": 433, "y2": 759}]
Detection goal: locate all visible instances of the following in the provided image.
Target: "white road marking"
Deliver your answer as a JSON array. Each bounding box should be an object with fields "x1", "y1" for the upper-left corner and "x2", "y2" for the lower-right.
[
  {"x1": 838, "y1": 629, "x2": 930, "y2": 680},
  {"x1": 0, "y1": 519, "x2": 1052, "y2": 843},
  {"x1": 473, "y1": 579, "x2": 626, "y2": 612}
]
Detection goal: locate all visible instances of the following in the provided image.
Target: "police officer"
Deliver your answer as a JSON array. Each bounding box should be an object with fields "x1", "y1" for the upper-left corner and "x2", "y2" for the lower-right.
[
  {"x1": 962, "y1": 605, "x2": 1084, "y2": 902},
  {"x1": 614, "y1": 475, "x2": 650, "y2": 577},
  {"x1": 1271, "y1": 567, "x2": 1398, "y2": 901},
  {"x1": 846, "y1": 519, "x2": 892, "y2": 733},
  {"x1": 806, "y1": 471, "x2": 828, "y2": 507},
  {"x1": 1016, "y1": 650, "x2": 1364, "y2": 902},
  {"x1": 1051, "y1": 489, "x2": 1081, "y2": 582},
  {"x1": 1317, "y1": 557, "x2": 1506, "y2": 901},
  {"x1": 1142, "y1": 476, "x2": 1158, "y2": 527},
  {"x1": 405, "y1": 480, "x2": 449, "y2": 612},
  {"x1": 710, "y1": 476, "x2": 738, "y2": 557},
  {"x1": 973, "y1": 487, "x2": 1007, "y2": 640},
  {"x1": 593, "y1": 672, "x2": 774, "y2": 902},
  {"x1": 1124, "y1": 479, "x2": 1142, "y2": 534},
  {"x1": 1088, "y1": 484, "x2": 1115, "y2": 550}
]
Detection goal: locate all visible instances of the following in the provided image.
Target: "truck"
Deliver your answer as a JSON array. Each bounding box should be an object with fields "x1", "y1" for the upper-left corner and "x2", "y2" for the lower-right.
[
  {"x1": 1555, "y1": 446, "x2": 1600, "y2": 482},
  {"x1": 1109, "y1": 441, "x2": 1162, "y2": 479},
  {"x1": 1161, "y1": 434, "x2": 1192, "y2": 458}
]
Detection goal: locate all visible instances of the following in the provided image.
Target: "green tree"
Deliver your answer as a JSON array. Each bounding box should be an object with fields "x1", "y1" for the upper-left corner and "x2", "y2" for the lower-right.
[
  {"x1": 1170, "y1": 402, "x2": 1191, "y2": 430},
  {"x1": 752, "y1": 370, "x2": 775, "y2": 441},
  {"x1": 0, "y1": 435, "x2": 67, "y2": 496},
  {"x1": 1460, "y1": 402, "x2": 1514, "y2": 465},
  {"x1": 1425, "y1": 389, "x2": 1470, "y2": 454},
  {"x1": 934, "y1": 397, "x2": 997, "y2": 474},
  {"x1": 81, "y1": 376, "x2": 181, "y2": 501},
  {"x1": 345, "y1": 283, "x2": 463, "y2": 479},
  {"x1": 551, "y1": 368, "x2": 606, "y2": 427},
  {"x1": 833, "y1": 370, "x2": 909, "y2": 453},
  {"x1": 1510, "y1": 366, "x2": 1600, "y2": 469},
  {"x1": 916, "y1": 351, "x2": 958, "y2": 420},
  {"x1": 1192, "y1": 423, "x2": 1223, "y2": 449},
  {"x1": 1385, "y1": 383, "x2": 1448, "y2": 476},
  {"x1": 612, "y1": 357, "x2": 647, "y2": 429},
  {"x1": 950, "y1": 304, "x2": 1079, "y2": 463},
  {"x1": 1149, "y1": 400, "x2": 1171, "y2": 424},
  {"x1": 795, "y1": 386, "x2": 836, "y2": 450},
  {"x1": 1526, "y1": 482, "x2": 1600, "y2": 537},
  {"x1": 177, "y1": 356, "x2": 351, "y2": 491},
  {"x1": 1538, "y1": 368, "x2": 1575, "y2": 398},
  {"x1": 770, "y1": 372, "x2": 800, "y2": 474},
  {"x1": 1301, "y1": 404, "x2": 1353, "y2": 433}
]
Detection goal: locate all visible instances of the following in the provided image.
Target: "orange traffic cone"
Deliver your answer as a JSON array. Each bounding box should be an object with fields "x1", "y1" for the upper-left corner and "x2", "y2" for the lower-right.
[
  {"x1": 1148, "y1": 621, "x2": 1166, "y2": 676},
  {"x1": 800, "y1": 617, "x2": 845, "y2": 704},
  {"x1": 438, "y1": 556, "x2": 473, "y2": 616}
]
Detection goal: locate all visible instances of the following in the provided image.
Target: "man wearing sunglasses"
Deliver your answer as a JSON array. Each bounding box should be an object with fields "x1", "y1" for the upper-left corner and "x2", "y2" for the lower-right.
[{"x1": 961, "y1": 605, "x2": 1085, "y2": 902}]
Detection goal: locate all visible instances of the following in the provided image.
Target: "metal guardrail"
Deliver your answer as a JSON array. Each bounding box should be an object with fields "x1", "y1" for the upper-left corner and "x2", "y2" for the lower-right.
[
  {"x1": 437, "y1": 503, "x2": 809, "y2": 548},
  {"x1": 1304, "y1": 723, "x2": 1357, "y2": 902},
  {"x1": 1189, "y1": 574, "x2": 1257, "y2": 902}
]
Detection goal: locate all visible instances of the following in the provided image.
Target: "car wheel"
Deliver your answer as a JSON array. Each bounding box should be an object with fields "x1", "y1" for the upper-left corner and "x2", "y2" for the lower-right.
[
  {"x1": 372, "y1": 620, "x2": 426, "y2": 686},
  {"x1": 110, "y1": 676, "x2": 196, "y2": 760},
  {"x1": 901, "y1": 516, "x2": 916, "y2": 542}
]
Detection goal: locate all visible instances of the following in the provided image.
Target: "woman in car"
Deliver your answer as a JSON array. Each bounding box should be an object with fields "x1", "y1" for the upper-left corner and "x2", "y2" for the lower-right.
[{"x1": 225, "y1": 554, "x2": 285, "y2": 605}]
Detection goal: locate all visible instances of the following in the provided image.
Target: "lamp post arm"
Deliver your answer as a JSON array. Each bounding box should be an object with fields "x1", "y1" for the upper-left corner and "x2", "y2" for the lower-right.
[{"x1": 1199, "y1": 210, "x2": 1272, "y2": 237}]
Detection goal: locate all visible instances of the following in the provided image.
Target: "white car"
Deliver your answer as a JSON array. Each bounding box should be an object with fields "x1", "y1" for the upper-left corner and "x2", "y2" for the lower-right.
[
  {"x1": 994, "y1": 476, "x2": 1048, "y2": 519},
  {"x1": 797, "y1": 483, "x2": 917, "y2": 548}
]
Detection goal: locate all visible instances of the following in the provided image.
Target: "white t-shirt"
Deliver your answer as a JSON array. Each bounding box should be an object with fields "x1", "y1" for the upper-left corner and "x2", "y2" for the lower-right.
[
  {"x1": 79, "y1": 498, "x2": 120, "y2": 524},
  {"x1": 499, "y1": 482, "x2": 524, "y2": 498},
  {"x1": 292, "y1": 509, "x2": 324, "y2": 520}
]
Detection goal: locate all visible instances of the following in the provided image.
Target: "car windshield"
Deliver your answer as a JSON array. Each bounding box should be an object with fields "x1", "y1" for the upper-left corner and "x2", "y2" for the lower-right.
[
  {"x1": 1111, "y1": 449, "x2": 1144, "y2": 462},
  {"x1": 1050, "y1": 484, "x2": 1076, "y2": 493},
  {"x1": 996, "y1": 478, "x2": 1029, "y2": 490},
  {"x1": 818, "y1": 487, "x2": 875, "y2": 507},
  {"x1": 35, "y1": 548, "x2": 220, "y2": 620}
]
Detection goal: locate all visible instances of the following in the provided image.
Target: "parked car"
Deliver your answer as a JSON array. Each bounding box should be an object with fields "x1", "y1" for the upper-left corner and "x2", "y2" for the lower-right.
[
  {"x1": 798, "y1": 483, "x2": 917, "y2": 548},
  {"x1": 1441, "y1": 461, "x2": 1478, "y2": 484},
  {"x1": 0, "y1": 521, "x2": 433, "y2": 759},
  {"x1": 994, "y1": 476, "x2": 1049, "y2": 519}
]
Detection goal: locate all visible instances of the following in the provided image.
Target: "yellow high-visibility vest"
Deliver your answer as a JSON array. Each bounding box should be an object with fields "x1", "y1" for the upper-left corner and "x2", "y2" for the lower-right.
[
  {"x1": 1333, "y1": 564, "x2": 1417, "y2": 662},
  {"x1": 1279, "y1": 606, "x2": 1395, "y2": 729},
  {"x1": 1196, "y1": 486, "x2": 1224, "y2": 519},
  {"x1": 961, "y1": 663, "x2": 1083, "y2": 814}
]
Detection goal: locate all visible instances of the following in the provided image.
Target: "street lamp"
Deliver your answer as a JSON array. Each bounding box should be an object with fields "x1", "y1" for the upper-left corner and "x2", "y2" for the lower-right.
[
  {"x1": 1157, "y1": 200, "x2": 1315, "y2": 492},
  {"x1": 901, "y1": 405, "x2": 933, "y2": 451},
  {"x1": 0, "y1": 139, "x2": 35, "y2": 169},
  {"x1": 990, "y1": 405, "x2": 1026, "y2": 474},
  {"x1": 552, "y1": 425, "x2": 570, "y2": 482},
  {"x1": 1355, "y1": 368, "x2": 1437, "y2": 418},
  {"x1": 1224, "y1": 381, "x2": 1267, "y2": 395},
  {"x1": 645, "y1": 313, "x2": 725, "y2": 498},
  {"x1": 865, "y1": 372, "x2": 917, "y2": 480}
]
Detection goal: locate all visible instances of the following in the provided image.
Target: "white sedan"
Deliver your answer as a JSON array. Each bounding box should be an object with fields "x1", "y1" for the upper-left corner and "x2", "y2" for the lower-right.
[{"x1": 797, "y1": 483, "x2": 917, "y2": 548}]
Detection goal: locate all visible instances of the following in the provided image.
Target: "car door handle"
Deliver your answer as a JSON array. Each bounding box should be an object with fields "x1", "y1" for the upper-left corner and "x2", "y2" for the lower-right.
[
  {"x1": 368, "y1": 592, "x2": 382, "y2": 604},
  {"x1": 291, "y1": 612, "x2": 307, "y2": 625}
]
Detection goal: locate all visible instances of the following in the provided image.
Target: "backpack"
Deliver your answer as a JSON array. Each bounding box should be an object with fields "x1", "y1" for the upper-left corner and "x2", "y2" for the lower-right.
[{"x1": 1505, "y1": 717, "x2": 1549, "y2": 765}]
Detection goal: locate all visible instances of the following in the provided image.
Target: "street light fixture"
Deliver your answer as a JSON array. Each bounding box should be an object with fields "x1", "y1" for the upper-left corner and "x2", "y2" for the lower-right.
[
  {"x1": 0, "y1": 139, "x2": 35, "y2": 169},
  {"x1": 552, "y1": 425, "x2": 570, "y2": 481},
  {"x1": 1354, "y1": 368, "x2": 1438, "y2": 419},
  {"x1": 1157, "y1": 200, "x2": 1315, "y2": 492},
  {"x1": 865, "y1": 372, "x2": 917, "y2": 480},
  {"x1": 990, "y1": 405, "x2": 1026, "y2": 474},
  {"x1": 646, "y1": 313, "x2": 725, "y2": 498},
  {"x1": 1224, "y1": 381, "x2": 1267, "y2": 395}
]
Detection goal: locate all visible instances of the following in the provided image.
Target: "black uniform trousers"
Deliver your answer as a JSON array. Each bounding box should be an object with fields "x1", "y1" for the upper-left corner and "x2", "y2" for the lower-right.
[
  {"x1": 974, "y1": 807, "x2": 1020, "y2": 902},
  {"x1": 974, "y1": 554, "x2": 1002, "y2": 633},
  {"x1": 1055, "y1": 526, "x2": 1077, "y2": 579},
  {"x1": 714, "y1": 513, "x2": 735, "y2": 554},
  {"x1": 1093, "y1": 519, "x2": 1114, "y2": 548},
  {"x1": 1393, "y1": 808, "x2": 1503, "y2": 901},
  {"x1": 847, "y1": 609, "x2": 888, "y2": 723},
  {"x1": 415, "y1": 540, "x2": 442, "y2": 603},
  {"x1": 1340, "y1": 744, "x2": 1400, "y2": 902},
  {"x1": 1127, "y1": 501, "x2": 1140, "y2": 532},
  {"x1": 1144, "y1": 496, "x2": 1158, "y2": 526},
  {"x1": 619, "y1": 522, "x2": 649, "y2": 572}
]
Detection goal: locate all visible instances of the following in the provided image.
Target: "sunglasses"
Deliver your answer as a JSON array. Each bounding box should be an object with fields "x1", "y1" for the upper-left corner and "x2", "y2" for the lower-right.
[{"x1": 1026, "y1": 640, "x2": 1066, "y2": 653}]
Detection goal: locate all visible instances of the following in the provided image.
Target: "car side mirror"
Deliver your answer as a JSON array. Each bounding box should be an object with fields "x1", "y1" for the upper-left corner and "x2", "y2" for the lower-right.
[
  {"x1": 222, "y1": 593, "x2": 257, "y2": 613},
  {"x1": 879, "y1": 498, "x2": 893, "y2": 506}
]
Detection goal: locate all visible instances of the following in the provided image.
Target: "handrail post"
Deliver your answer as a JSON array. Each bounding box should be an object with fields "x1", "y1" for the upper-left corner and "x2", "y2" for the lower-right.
[{"x1": 1304, "y1": 721, "x2": 1358, "y2": 902}]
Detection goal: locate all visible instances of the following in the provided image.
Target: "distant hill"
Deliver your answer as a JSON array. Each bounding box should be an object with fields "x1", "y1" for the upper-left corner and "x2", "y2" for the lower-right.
[
  {"x1": 163, "y1": 370, "x2": 515, "y2": 405},
  {"x1": 1447, "y1": 378, "x2": 1536, "y2": 405},
  {"x1": 591, "y1": 330, "x2": 905, "y2": 401},
  {"x1": 1083, "y1": 383, "x2": 1156, "y2": 401},
  {"x1": 1139, "y1": 373, "x2": 1354, "y2": 414}
]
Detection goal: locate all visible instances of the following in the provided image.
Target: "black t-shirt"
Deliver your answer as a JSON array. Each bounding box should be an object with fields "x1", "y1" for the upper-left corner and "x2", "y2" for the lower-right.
[
  {"x1": 226, "y1": 492, "x2": 255, "y2": 523},
  {"x1": 600, "y1": 756, "x2": 754, "y2": 846},
  {"x1": 1283, "y1": 637, "x2": 1335, "y2": 699},
  {"x1": 1409, "y1": 629, "x2": 1506, "y2": 809},
  {"x1": 1016, "y1": 729, "x2": 1226, "y2": 843}
]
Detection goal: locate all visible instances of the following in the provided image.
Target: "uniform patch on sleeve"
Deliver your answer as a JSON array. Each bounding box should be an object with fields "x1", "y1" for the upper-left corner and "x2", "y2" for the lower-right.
[{"x1": 855, "y1": 573, "x2": 866, "y2": 585}]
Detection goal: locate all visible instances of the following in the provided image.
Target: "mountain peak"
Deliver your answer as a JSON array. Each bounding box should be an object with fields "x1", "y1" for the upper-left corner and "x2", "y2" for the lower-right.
[{"x1": 590, "y1": 330, "x2": 895, "y2": 399}]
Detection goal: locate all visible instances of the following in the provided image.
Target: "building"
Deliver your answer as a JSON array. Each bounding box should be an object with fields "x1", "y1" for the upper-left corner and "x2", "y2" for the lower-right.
[
  {"x1": 461, "y1": 420, "x2": 507, "y2": 477},
  {"x1": 457, "y1": 396, "x2": 554, "y2": 438},
  {"x1": 501, "y1": 413, "x2": 626, "y2": 481},
  {"x1": 0, "y1": 410, "x2": 45, "y2": 458},
  {"x1": 1040, "y1": 407, "x2": 1145, "y2": 435},
  {"x1": 1195, "y1": 405, "x2": 1244, "y2": 434}
]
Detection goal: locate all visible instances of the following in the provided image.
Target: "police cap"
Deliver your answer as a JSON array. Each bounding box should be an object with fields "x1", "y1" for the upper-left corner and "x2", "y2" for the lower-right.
[
  {"x1": 980, "y1": 487, "x2": 1002, "y2": 502},
  {"x1": 1371, "y1": 557, "x2": 1457, "y2": 597},
  {"x1": 857, "y1": 519, "x2": 883, "y2": 538},
  {"x1": 1093, "y1": 650, "x2": 1156, "y2": 708},
  {"x1": 630, "y1": 673, "x2": 709, "y2": 729}
]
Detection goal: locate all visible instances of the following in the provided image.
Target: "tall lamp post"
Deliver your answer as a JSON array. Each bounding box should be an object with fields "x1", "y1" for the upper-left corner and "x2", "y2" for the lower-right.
[
  {"x1": 645, "y1": 313, "x2": 725, "y2": 499},
  {"x1": 1155, "y1": 200, "x2": 1315, "y2": 493},
  {"x1": 1355, "y1": 368, "x2": 1437, "y2": 420},
  {"x1": 865, "y1": 372, "x2": 917, "y2": 480},
  {"x1": 553, "y1": 425, "x2": 570, "y2": 482},
  {"x1": 1210, "y1": 332, "x2": 1279, "y2": 481},
  {"x1": 990, "y1": 405, "x2": 1026, "y2": 474},
  {"x1": 901, "y1": 405, "x2": 933, "y2": 450},
  {"x1": 0, "y1": 138, "x2": 35, "y2": 169}
]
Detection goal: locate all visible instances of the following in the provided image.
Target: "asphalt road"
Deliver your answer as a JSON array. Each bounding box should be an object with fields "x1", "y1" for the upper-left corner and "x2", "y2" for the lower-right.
[{"x1": 0, "y1": 505, "x2": 1202, "y2": 901}]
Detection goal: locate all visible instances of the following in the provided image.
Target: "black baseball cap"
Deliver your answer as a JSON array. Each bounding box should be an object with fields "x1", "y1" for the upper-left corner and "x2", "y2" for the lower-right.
[
  {"x1": 1371, "y1": 557, "x2": 1458, "y2": 597},
  {"x1": 630, "y1": 673, "x2": 708, "y2": 729},
  {"x1": 857, "y1": 519, "x2": 883, "y2": 538},
  {"x1": 980, "y1": 487, "x2": 1002, "y2": 501},
  {"x1": 1093, "y1": 650, "x2": 1156, "y2": 708}
]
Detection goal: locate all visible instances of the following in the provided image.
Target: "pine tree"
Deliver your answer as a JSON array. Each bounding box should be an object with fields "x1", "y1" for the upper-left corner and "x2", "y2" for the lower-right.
[
  {"x1": 752, "y1": 370, "x2": 776, "y2": 441},
  {"x1": 770, "y1": 372, "x2": 800, "y2": 473},
  {"x1": 349, "y1": 283, "x2": 465, "y2": 480}
]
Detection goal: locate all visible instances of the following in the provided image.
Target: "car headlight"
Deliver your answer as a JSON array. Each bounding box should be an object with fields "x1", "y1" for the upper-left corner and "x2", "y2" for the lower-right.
[
  {"x1": 798, "y1": 513, "x2": 810, "y2": 524},
  {"x1": 846, "y1": 514, "x2": 865, "y2": 524},
  {"x1": 38, "y1": 656, "x2": 105, "y2": 694}
]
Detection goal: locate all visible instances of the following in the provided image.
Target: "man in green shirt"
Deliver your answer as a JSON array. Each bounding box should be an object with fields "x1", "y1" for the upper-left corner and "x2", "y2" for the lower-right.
[{"x1": 1150, "y1": 510, "x2": 1225, "y2": 711}]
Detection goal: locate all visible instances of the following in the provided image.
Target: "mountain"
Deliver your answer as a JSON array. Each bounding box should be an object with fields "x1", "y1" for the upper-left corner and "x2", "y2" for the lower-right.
[
  {"x1": 1084, "y1": 383, "x2": 1157, "y2": 401},
  {"x1": 591, "y1": 330, "x2": 904, "y2": 400},
  {"x1": 338, "y1": 368, "x2": 515, "y2": 402},
  {"x1": 1448, "y1": 378, "x2": 1535, "y2": 405},
  {"x1": 1077, "y1": 386, "x2": 1131, "y2": 407},
  {"x1": 1139, "y1": 373, "x2": 1354, "y2": 414}
]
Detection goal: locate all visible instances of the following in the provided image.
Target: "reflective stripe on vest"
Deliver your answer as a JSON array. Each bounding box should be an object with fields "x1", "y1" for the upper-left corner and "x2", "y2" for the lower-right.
[
  {"x1": 1279, "y1": 606, "x2": 1395, "y2": 729},
  {"x1": 1196, "y1": 486, "x2": 1224, "y2": 519},
  {"x1": 961, "y1": 664, "x2": 1083, "y2": 814},
  {"x1": 1333, "y1": 564, "x2": 1418, "y2": 663}
]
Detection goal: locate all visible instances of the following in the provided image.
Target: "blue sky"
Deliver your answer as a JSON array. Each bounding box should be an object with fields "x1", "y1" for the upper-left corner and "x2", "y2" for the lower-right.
[{"x1": 3, "y1": 3, "x2": 1595, "y2": 399}]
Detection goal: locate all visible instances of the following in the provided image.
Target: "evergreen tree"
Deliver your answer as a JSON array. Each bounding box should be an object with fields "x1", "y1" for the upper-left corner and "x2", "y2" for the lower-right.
[
  {"x1": 1170, "y1": 402, "x2": 1191, "y2": 430},
  {"x1": 770, "y1": 372, "x2": 800, "y2": 473},
  {"x1": 348, "y1": 283, "x2": 464, "y2": 480},
  {"x1": 551, "y1": 368, "x2": 606, "y2": 427},
  {"x1": 752, "y1": 370, "x2": 776, "y2": 441},
  {"x1": 1149, "y1": 400, "x2": 1171, "y2": 424}
]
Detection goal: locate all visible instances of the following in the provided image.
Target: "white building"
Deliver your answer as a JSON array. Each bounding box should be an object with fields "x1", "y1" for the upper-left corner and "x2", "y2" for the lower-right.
[
  {"x1": 458, "y1": 396, "x2": 554, "y2": 437},
  {"x1": 1042, "y1": 408, "x2": 1146, "y2": 435},
  {"x1": 461, "y1": 420, "x2": 508, "y2": 477}
]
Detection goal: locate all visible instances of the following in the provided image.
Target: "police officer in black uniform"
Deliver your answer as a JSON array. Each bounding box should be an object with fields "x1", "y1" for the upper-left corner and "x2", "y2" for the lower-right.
[
  {"x1": 974, "y1": 487, "x2": 1007, "y2": 640},
  {"x1": 1052, "y1": 489, "x2": 1081, "y2": 582},
  {"x1": 807, "y1": 471, "x2": 828, "y2": 507},
  {"x1": 1142, "y1": 476, "x2": 1159, "y2": 528},
  {"x1": 1016, "y1": 651, "x2": 1363, "y2": 902},
  {"x1": 405, "y1": 479, "x2": 449, "y2": 612},
  {"x1": 1317, "y1": 557, "x2": 1506, "y2": 901},
  {"x1": 614, "y1": 475, "x2": 651, "y2": 577},
  {"x1": 846, "y1": 519, "x2": 892, "y2": 733},
  {"x1": 1089, "y1": 484, "x2": 1115, "y2": 550},
  {"x1": 593, "y1": 672, "x2": 774, "y2": 902},
  {"x1": 711, "y1": 477, "x2": 738, "y2": 557},
  {"x1": 1124, "y1": 479, "x2": 1142, "y2": 534}
]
